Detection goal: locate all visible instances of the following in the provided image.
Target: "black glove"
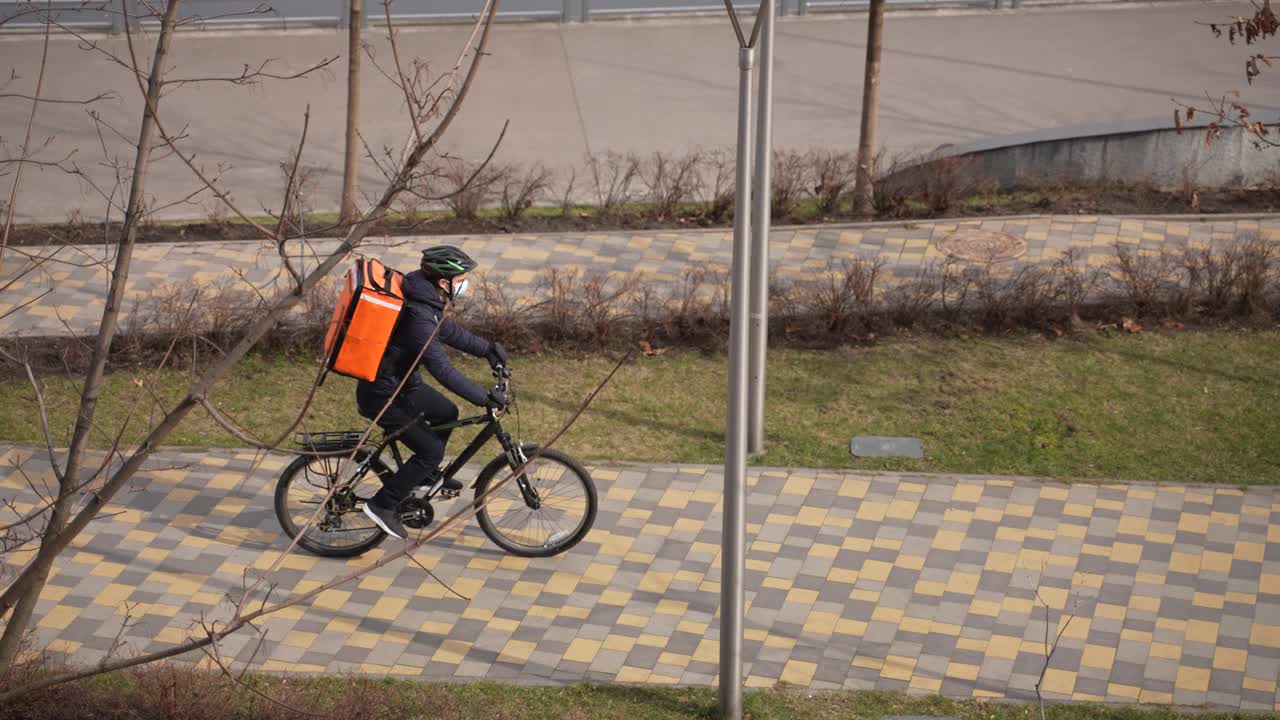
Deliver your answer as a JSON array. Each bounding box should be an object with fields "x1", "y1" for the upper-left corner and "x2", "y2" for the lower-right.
[
  {"x1": 486, "y1": 387, "x2": 509, "y2": 410},
  {"x1": 486, "y1": 342, "x2": 509, "y2": 371}
]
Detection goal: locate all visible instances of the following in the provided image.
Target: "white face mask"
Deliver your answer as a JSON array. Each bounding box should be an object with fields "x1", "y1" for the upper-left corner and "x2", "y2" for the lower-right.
[{"x1": 451, "y1": 278, "x2": 469, "y2": 299}]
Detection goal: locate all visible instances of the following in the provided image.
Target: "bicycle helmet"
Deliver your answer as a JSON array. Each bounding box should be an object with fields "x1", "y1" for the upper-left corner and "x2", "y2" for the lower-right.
[{"x1": 420, "y1": 245, "x2": 478, "y2": 279}]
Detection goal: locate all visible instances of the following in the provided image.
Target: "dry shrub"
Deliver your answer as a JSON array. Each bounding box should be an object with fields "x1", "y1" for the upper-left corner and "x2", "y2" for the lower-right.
[
  {"x1": 63, "y1": 208, "x2": 95, "y2": 246},
  {"x1": 583, "y1": 151, "x2": 640, "y2": 216},
  {"x1": 965, "y1": 264, "x2": 1063, "y2": 331},
  {"x1": 1182, "y1": 232, "x2": 1277, "y2": 319},
  {"x1": 922, "y1": 155, "x2": 981, "y2": 214},
  {"x1": 579, "y1": 272, "x2": 641, "y2": 345},
  {"x1": 701, "y1": 148, "x2": 736, "y2": 223},
  {"x1": 126, "y1": 665, "x2": 240, "y2": 720},
  {"x1": 659, "y1": 267, "x2": 730, "y2": 344},
  {"x1": 530, "y1": 268, "x2": 636, "y2": 347},
  {"x1": 23, "y1": 232, "x2": 1279, "y2": 375},
  {"x1": 871, "y1": 153, "x2": 987, "y2": 217},
  {"x1": 117, "y1": 281, "x2": 258, "y2": 361},
  {"x1": 770, "y1": 149, "x2": 810, "y2": 219},
  {"x1": 778, "y1": 259, "x2": 881, "y2": 339},
  {"x1": 121, "y1": 283, "x2": 205, "y2": 344},
  {"x1": 1234, "y1": 232, "x2": 1277, "y2": 318},
  {"x1": 810, "y1": 149, "x2": 857, "y2": 215},
  {"x1": 116, "y1": 274, "x2": 332, "y2": 366},
  {"x1": 1177, "y1": 160, "x2": 1202, "y2": 208},
  {"x1": 438, "y1": 158, "x2": 511, "y2": 220},
  {"x1": 0, "y1": 637, "x2": 105, "y2": 720},
  {"x1": 1112, "y1": 242, "x2": 1183, "y2": 317},
  {"x1": 557, "y1": 166, "x2": 578, "y2": 217},
  {"x1": 936, "y1": 258, "x2": 974, "y2": 325},
  {"x1": 1183, "y1": 243, "x2": 1239, "y2": 317},
  {"x1": 871, "y1": 150, "x2": 915, "y2": 218},
  {"x1": 883, "y1": 264, "x2": 941, "y2": 328},
  {"x1": 304, "y1": 674, "x2": 402, "y2": 720},
  {"x1": 630, "y1": 276, "x2": 664, "y2": 344},
  {"x1": 499, "y1": 163, "x2": 554, "y2": 221},
  {"x1": 454, "y1": 272, "x2": 539, "y2": 351},
  {"x1": 1052, "y1": 248, "x2": 1102, "y2": 325},
  {"x1": 300, "y1": 276, "x2": 342, "y2": 338},
  {"x1": 641, "y1": 150, "x2": 704, "y2": 220}
]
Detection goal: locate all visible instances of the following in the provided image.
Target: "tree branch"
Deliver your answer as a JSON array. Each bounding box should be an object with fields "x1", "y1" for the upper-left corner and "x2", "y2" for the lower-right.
[
  {"x1": 409, "y1": 119, "x2": 509, "y2": 202},
  {"x1": 0, "y1": 91, "x2": 115, "y2": 105},
  {"x1": 1, "y1": 0, "x2": 55, "y2": 269},
  {"x1": 163, "y1": 56, "x2": 338, "y2": 90},
  {"x1": 274, "y1": 106, "x2": 311, "y2": 290}
]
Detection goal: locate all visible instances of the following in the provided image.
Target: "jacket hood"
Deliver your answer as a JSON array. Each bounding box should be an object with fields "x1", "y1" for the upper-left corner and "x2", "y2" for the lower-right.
[{"x1": 402, "y1": 269, "x2": 445, "y2": 308}]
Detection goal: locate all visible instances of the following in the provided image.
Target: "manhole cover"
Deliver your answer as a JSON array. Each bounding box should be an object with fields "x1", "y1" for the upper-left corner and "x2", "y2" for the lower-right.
[{"x1": 935, "y1": 229, "x2": 1027, "y2": 262}]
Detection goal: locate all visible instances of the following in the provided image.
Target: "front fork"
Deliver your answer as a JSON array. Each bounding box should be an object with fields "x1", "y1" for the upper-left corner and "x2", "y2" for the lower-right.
[{"x1": 496, "y1": 428, "x2": 541, "y2": 510}]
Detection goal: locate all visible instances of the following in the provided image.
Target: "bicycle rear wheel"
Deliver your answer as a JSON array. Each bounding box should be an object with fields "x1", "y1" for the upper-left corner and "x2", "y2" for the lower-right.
[
  {"x1": 274, "y1": 451, "x2": 390, "y2": 558},
  {"x1": 473, "y1": 445, "x2": 597, "y2": 558}
]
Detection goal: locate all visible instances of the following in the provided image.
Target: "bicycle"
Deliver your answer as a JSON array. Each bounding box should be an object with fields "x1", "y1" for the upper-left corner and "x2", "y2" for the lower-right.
[{"x1": 273, "y1": 366, "x2": 597, "y2": 559}]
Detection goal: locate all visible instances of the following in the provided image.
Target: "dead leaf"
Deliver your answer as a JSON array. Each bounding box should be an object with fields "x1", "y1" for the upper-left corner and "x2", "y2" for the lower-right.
[
  {"x1": 1160, "y1": 319, "x2": 1185, "y2": 330},
  {"x1": 1191, "y1": 191, "x2": 1200, "y2": 209},
  {"x1": 1121, "y1": 317, "x2": 1144, "y2": 334}
]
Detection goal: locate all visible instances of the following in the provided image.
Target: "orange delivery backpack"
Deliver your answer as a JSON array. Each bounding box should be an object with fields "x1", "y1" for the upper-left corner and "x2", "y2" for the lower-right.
[{"x1": 323, "y1": 257, "x2": 409, "y2": 382}]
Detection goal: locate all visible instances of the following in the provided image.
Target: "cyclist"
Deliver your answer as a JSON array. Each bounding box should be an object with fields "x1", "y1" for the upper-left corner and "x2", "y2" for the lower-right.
[{"x1": 359, "y1": 245, "x2": 509, "y2": 539}]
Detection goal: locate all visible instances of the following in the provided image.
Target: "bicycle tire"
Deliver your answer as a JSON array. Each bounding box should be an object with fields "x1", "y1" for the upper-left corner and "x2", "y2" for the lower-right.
[
  {"x1": 274, "y1": 451, "x2": 390, "y2": 558},
  {"x1": 472, "y1": 445, "x2": 597, "y2": 558}
]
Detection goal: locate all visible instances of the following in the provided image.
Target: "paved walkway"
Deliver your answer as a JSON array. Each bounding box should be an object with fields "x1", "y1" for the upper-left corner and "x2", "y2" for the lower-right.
[
  {"x1": 2, "y1": 215, "x2": 1278, "y2": 337},
  {"x1": 2, "y1": 446, "x2": 1277, "y2": 710},
  {"x1": 0, "y1": 2, "x2": 1266, "y2": 222}
]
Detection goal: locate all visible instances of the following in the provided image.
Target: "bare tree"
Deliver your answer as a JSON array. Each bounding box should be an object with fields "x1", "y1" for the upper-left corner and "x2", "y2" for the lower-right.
[
  {"x1": 853, "y1": 0, "x2": 885, "y2": 215},
  {"x1": 0, "y1": 0, "x2": 503, "y2": 681},
  {"x1": 341, "y1": 0, "x2": 363, "y2": 222},
  {"x1": 0, "y1": 0, "x2": 188, "y2": 670}
]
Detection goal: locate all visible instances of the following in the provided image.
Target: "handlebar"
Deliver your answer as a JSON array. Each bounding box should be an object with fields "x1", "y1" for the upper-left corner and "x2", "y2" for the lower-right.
[{"x1": 489, "y1": 365, "x2": 512, "y2": 415}]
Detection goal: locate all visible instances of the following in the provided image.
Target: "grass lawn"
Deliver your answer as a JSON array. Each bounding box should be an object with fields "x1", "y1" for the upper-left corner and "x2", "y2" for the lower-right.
[
  {"x1": 13, "y1": 675, "x2": 1273, "y2": 720},
  {"x1": 1, "y1": 330, "x2": 1277, "y2": 484}
]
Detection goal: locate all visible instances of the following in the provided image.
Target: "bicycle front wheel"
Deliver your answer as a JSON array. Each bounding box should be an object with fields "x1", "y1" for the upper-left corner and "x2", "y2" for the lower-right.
[
  {"x1": 274, "y1": 451, "x2": 389, "y2": 558},
  {"x1": 473, "y1": 445, "x2": 597, "y2": 558}
]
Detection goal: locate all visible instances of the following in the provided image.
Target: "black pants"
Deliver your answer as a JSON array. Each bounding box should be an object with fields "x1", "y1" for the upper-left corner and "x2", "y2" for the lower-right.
[{"x1": 357, "y1": 383, "x2": 458, "y2": 507}]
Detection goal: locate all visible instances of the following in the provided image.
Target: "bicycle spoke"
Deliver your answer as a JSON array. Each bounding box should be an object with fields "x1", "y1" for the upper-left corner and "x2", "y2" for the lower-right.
[
  {"x1": 476, "y1": 454, "x2": 593, "y2": 553},
  {"x1": 304, "y1": 526, "x2": 378, "y2": 535}
]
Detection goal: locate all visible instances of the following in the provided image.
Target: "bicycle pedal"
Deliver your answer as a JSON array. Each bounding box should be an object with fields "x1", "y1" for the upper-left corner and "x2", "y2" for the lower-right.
[{"x1": 440, "y1": 487, "x2": 460, "y2": 499}]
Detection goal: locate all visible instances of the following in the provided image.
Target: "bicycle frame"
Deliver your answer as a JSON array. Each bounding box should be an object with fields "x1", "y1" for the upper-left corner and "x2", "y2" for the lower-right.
[
  {"x1": 381, "y1": 411, "x2": 516, "y2": 485},
  {"x1": 355, "y1": 409, "x2": 538, "y2": 507}
]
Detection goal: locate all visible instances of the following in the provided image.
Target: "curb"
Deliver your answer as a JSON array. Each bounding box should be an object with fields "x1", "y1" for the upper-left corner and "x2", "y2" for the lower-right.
[
  {"x1": 2, "y1": 443, "x2": 1272, "y2": 490},
  {"x1": 0, "y1": 0, "x2": 1239, "y2": 39},
  {"x1": 4, "y1": 213, "x2": 1278, "y2": 255}
]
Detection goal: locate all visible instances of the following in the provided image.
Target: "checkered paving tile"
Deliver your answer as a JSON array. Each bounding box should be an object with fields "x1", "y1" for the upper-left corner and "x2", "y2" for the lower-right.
[
  {"x1": 2, "y1": 445, "x2": 1277, "y2": 710},
  {"x1": 2, "y1": 216, "x2": 1277, "y2": 337}
]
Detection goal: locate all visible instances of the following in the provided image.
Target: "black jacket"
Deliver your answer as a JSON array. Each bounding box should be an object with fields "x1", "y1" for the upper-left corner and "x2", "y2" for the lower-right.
[{"x1": 356, "y1": 270, "x2": 494, "y2": 408}]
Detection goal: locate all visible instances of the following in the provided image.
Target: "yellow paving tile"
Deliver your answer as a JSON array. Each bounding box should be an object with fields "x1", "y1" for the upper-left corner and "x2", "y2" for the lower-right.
[{"x1": 564, "y1": 638, "x2": 602, "y2": 664}]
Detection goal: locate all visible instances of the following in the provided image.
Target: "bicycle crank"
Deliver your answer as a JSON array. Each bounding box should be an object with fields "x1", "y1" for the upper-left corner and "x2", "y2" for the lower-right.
[{"x1": 398, "y1": 497, "x2": 435, "y2": 530}]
